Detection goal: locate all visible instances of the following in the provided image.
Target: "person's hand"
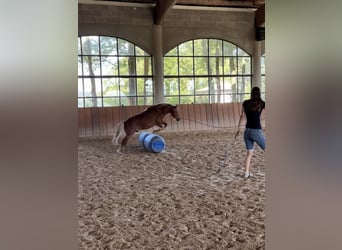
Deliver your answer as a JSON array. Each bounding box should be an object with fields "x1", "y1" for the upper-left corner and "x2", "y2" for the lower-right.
[{"x1": 234, "y1": 130, "x2": 240, "y2": 139}]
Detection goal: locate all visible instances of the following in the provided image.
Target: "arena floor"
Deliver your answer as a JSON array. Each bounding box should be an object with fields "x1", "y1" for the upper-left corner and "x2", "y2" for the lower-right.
[{"x1": 78, "y1": 129, "x2": 265, "y2": 249}]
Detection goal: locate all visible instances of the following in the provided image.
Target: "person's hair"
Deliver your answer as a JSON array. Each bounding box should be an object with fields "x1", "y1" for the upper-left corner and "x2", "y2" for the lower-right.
[{"x1": 248, "y1": 86, "x2": 264, "y2": 112}]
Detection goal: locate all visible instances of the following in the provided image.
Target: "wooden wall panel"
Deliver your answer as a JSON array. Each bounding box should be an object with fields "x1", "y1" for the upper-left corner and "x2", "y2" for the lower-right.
[
  {"x1": 98, "y1": 108, "x2": 107, "y2": 136},
  {"x1": 217, "y1": 103, "x2": 224, "y2": 128},
  {"x1": 199, "y1": 104, "x2": 208, "y2": 130},
  {"x1": 211, "y1": 103, "x2": 219, "y2": 128},
  {"x1": 187, "y1": 105, "x2": 196, "y2": 130},
  {"x1": 193, "y1": 104, "x2": 202, "y2": 130},
  {"x1": 89, "y1": 108, "x2": 99, "y2": 136},
  {"x1": 232, "y1": 102, "x2": 241, "y2": 127},
  {"x1": 205, "y1": 104, "x2": 213, "y2": 129},
  {"x1": 78, "y1": 109, "x2": 85, "y2": 137},
  {"x1": 112, "y1": 107, "x2": 121, "y2": 133},
  {"x1": 226, "y1": 102, "x2": 235, "y2": 128},
  {"x1": 170, "y1": 106, "x2": 180, "y2": 131},
  {"x1": 105, "y1": 107, "x2": 114, "y2": 135},
  {"x1": 221, "y1": 104, "x2": 229, "y2": 128},
  {"x1": 84, "y1": 108, "x2": 93, "y2": 136},
  {"x1": 78, "y1": 102, "x2": 257, "y2": 137},
  {"x1": 179, "y1": 105, "x2": 189, "y2": 131}
]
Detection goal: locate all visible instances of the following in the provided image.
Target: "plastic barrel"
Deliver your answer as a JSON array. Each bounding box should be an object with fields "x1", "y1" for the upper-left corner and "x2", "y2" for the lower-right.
[
  {"x1": 143, "y1": 134, "x2": 166, "y2": 153},
  {"x1": 138, "y1": 132, "x2": 166, "y2": 153},
  {"x1": 138, "y1": 131, "x2": 151, "y2": 147}
]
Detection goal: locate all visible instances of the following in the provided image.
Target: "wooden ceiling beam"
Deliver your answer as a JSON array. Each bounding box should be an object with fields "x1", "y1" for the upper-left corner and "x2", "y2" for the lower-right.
[
  {"x1": 255, "y1": 3, "x2": 265, "y2": 27},
  {"x1": 154, "y1": 0, "x2": 179, "y2": 25},
  {"x1": 178, "y1": 0, "x2": 257, "y2": 8}
]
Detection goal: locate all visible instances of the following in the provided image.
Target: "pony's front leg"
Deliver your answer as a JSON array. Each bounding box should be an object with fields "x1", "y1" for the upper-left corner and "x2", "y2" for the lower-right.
[{"x1": 153, "y1": 122, "x2": 167, "y2": 133}]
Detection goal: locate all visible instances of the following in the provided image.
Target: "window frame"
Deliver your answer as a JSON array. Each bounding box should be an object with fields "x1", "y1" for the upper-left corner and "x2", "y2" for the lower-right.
[
  {"x1": 163, "y1": 39, "x2": 252, "y2": 104},
  {"x1": 78, "y1": 36, "x2": 153, "y2": 107}
]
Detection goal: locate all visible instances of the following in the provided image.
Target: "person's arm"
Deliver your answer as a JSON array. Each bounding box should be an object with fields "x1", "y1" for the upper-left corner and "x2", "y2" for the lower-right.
[
  {"x1": 235, "y1": 107, "x2": 244, "y2": 139},
  {"x1": 260, "y1": 107, "x2": 265, "y2": 130}
]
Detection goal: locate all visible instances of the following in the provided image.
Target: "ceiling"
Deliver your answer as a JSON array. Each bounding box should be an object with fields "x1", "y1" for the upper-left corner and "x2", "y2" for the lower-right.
[{"x1": 84, "y1": 0, "x2": 265, "y2": 26}]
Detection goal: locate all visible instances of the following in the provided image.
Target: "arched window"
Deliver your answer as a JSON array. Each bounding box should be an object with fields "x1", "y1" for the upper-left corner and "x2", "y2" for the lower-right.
[
  {"x1": 163, "y1": 39, "x2": 252, "y2": 104},
  {"x1": 78, "y1": 36, "x2": 153, "y2": 107}
]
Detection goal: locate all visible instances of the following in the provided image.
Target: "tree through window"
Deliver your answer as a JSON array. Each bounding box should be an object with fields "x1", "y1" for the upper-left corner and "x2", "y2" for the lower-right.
[
  {"x1": 164, "y1": 39, "x2": 252, "y2": 104},
  {"x1": 78, "y1": 36, "x2": 153, "y2": 107}
]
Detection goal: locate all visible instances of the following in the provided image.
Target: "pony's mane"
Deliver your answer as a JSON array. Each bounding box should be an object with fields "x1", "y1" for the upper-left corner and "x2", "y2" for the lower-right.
[
  {"x1": 147, "y1": 103, "x2": 172, "y2": 111},
  {"x1": 156, "y1": 103, "x2": 175, "y2": 113},
  {"x1": 154, "y1": 103, "x2": 172, "y2": 107}
]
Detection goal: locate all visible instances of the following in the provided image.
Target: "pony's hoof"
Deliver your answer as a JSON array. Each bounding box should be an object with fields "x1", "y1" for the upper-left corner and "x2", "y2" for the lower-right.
[{"x1": 117, "y1": 149, "x2": 123, "y2": 154}]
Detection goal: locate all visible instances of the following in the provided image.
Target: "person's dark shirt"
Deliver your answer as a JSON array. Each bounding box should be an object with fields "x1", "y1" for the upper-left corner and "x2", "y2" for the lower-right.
[{"x1": 243, "y1": 99, "x2": 265, "y2": 129}]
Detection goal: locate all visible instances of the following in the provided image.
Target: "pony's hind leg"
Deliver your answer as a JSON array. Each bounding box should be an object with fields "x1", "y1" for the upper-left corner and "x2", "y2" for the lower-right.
[
  {"x1": 117, "y1": 144, "x2": 124, "y2": 154},
  {"x1": 117, "y1": 135, "x2": 131, "y2": 154}
]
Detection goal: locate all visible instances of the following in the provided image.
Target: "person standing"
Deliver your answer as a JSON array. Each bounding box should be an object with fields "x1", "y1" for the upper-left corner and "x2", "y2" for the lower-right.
[{"x1": 235, "y1": 86, "x2": 265, "y2": 178}]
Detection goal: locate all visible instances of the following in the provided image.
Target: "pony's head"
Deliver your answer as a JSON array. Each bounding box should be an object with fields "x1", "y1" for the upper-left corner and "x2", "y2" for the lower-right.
[{"x1": 170, "y1": 105, "x2": 180, "y2": 121}]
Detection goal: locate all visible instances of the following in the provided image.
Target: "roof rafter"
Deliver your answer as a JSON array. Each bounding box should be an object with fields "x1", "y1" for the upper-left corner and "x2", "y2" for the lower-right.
[
  {"x1": 255, "y1": 3, "x2": 265, "y2": 27},
  {"x1": 154, "y1": 0, "x2": 179, "y2": 25}
]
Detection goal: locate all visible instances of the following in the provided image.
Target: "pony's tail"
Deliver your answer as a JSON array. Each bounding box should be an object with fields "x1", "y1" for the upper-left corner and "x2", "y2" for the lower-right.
[{"x1": 112, "y1": 121, "x2": 126, "y2": 145}]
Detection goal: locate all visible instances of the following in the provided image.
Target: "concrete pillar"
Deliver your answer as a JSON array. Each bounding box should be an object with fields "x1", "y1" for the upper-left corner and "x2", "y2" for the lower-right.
[
  {"x1": 252, "y1": 40, "x2": 262, "y2": 88},
  {"x1": 152, "y1": 25, "x2": 164, "y2": 104}
]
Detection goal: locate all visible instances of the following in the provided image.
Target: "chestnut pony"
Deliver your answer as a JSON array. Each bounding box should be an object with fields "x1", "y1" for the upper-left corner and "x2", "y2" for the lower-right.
[{"x1": 112, "y1": 103, "x2": 180, "y2": 153}]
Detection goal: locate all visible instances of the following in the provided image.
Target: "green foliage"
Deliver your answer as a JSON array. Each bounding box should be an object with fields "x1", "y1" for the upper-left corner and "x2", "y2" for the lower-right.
[
  {"x1": 165, "y1": 47, "x2": 177, "y2": 56},
  {"x1": 209, "y1": 39, "x2": 222, "y2": 56},
  {"x1": 118, "y1": 39, "x2": 134, "y2": 56},
  {"x1": 180, "y1": 96, "x2": 193, "y2": 104},
  {"x1": 223, "y1": 41, "x2": 237, "y2": 56},
  {"x1": 101, "y1": 56, "x2": 118, "y2": 75},
  {"x1": 100, "y1": 36, "x2": 117, "y2": 55},
  {"x1": 163, "y1": 38, "x2": 252, "y2": 104},
  {"x1": 136, "y1": 57, "x2": 151, "y2": 76},
  {"x1": 179, "y1": 57, "x2": 193, "y2": 75},
  {"x1": 238, "y1": 57, "x2": 251, "y2": 74},
  {"x1": 194, "y1": 39, "x2": 208, "y2": 56},
  {"x1": 194, "y1": 57, "x2": 208, "y2": 75},
  {"x1": 164, "y1": 57, "x2": 178, "y2": 75},
  {"x1": 238, "y1": 47, "x2": 249, "y2": 56},
  {"x1": 82, "y1": 36, "x2": 99, "y2": 55},
  {"x1": 223, "y1": 57, "x2": 237, "y2": 74},
  {"x1": 136, "y1": 47, "x2": 149, "y2": 56},
  {"x1": 165, "y1": 96, "x2": 179, "y2": 105},
  {"x1": 78, "y1": 36, "x2": 256, "y2": 107},
  {"x1": 180, "y1": 78, "x2": 194, "y2": 95},
  {"x1": 195, "y1": 78, "x2": 209, "y2": 94},
  {"x1": 195, "y1": 95, "x2": 209, "y2": 104},
  {"x1": 102, "y1": 78, "x2": 120, "y2": 97},
  {"x1": 103, "y1": 98, "x2": 120, "y2": 107},
  {"x1": 164, "y1": 78, "x2": 179, "y2": 95},
  {"x1": 78, "y1": 36, "x2": 153, "y2": 107},
  {"x1": 178, "y1": 40, "x2": 193, "y2": 56},
  {"x1": 84, "y1": 98, "x2": 102, "y2": 107},
  {"x1": 137, "y1": 96, "x2": 153, "y2": 105}
]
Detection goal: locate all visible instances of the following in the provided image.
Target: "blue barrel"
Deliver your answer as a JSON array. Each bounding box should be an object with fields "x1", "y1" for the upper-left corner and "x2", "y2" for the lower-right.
[
  {"x1": 138, "y1": 132, "x2": 166, "y2": 153},
  {"x1": 138, "y1": 131, "x2": 151, "y2": 147}
]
